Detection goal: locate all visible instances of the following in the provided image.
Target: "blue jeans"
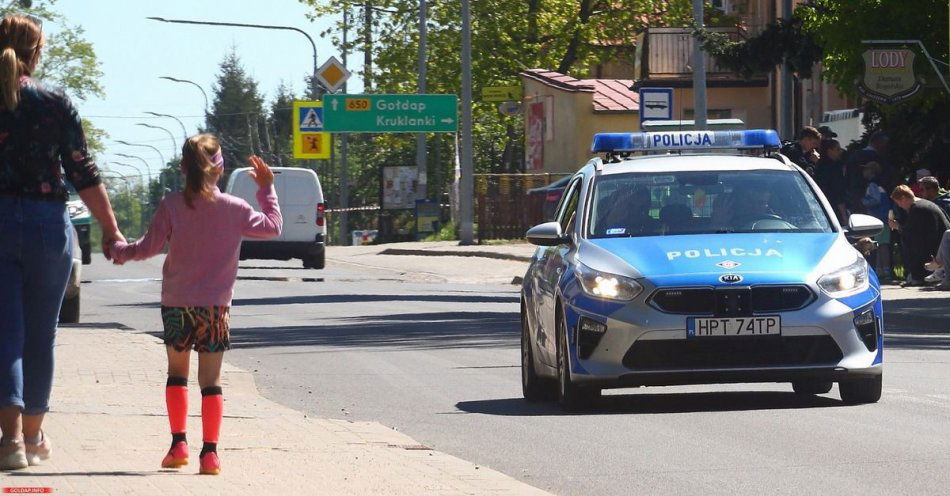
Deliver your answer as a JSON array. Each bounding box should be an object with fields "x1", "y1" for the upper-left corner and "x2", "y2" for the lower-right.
[{"x1": 0, "y1": 197, "x2": 73, "y2": 415}]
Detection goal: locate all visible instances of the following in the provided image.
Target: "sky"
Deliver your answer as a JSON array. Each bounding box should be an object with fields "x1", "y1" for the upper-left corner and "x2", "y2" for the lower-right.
[{"x1": 49, "y1": 0, "x2": 357, "y2": 182}]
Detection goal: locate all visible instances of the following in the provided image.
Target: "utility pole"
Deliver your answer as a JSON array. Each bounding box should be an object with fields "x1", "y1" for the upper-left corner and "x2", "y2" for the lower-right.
[
  {"x1": 415, "y1": 0, "x2": 427, "y2": 203},
  {"x1": 780, "y1": 0, "x2": 794, "y2": 139},
  {"x1": 459, "y1": 0, "x2": 474, "y2": 245},
  {"x1": 340, "y1": 3, "x2": 351, "y2": 246},
  {"x1": 692, "y1": 0, "x2": 707, "y2": 130}
]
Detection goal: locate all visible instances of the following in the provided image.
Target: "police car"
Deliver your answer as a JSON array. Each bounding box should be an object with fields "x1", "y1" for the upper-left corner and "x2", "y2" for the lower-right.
[{"x1": 520, "y1": 129, "x2": 884, "y2": 411}]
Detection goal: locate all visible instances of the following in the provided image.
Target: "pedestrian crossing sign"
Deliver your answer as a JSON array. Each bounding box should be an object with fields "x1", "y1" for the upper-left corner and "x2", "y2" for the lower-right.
[{"x1": 293, "y1": 100, "x2": 331, "y2": 159}]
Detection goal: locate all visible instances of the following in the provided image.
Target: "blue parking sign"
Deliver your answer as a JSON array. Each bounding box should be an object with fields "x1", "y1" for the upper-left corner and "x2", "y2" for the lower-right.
[{"x1": 299, "y1": 106, "x2": 324, "y2": 131}]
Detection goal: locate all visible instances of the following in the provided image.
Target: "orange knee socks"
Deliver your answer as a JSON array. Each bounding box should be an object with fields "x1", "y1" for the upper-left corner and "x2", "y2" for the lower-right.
[
  {"x1": 165, "y1": 376, "x2": 188, "y2": 439},
  {"x1": 201, "y1": 386, "x2": 223, "y2": 455}
]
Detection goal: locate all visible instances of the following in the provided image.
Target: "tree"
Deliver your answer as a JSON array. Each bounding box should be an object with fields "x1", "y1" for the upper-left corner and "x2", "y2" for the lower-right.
[
  {"x1": 207, "y1": 49, "x2": 266, "y2": 173},
  {"x1": 266, "y1": 82, "x2": 297, "y2": 167}
]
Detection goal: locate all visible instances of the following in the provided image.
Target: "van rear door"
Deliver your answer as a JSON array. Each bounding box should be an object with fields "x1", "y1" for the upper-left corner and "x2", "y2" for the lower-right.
[{"x1": 276, "y1": 169, "x2": 320, "y2": 242}]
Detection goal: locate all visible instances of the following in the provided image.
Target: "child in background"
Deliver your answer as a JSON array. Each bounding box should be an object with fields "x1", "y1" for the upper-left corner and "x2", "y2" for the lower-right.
[{"x1": 110, "y1": 134, "x2": 282, "y2": 475}]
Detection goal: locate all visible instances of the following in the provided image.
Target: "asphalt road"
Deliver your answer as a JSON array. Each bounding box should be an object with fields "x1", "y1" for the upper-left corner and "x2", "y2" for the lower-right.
[{"x1": 80, "y1": 254, "x2": 950, "y2": 496}]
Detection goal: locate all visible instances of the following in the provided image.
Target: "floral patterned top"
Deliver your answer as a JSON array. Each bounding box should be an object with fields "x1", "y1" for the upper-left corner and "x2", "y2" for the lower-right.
[{"x1": 0, "y1": 76, "x2": 101, "y2": 202}]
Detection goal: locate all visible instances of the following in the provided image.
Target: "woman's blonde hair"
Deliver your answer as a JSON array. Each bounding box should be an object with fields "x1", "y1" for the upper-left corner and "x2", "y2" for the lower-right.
[
  {"x1": 0, "y1": 15, "x2": 43, "y2": 112},
  {"x1": 181, "y1": 134, "x2": 222, "y2": 209}
]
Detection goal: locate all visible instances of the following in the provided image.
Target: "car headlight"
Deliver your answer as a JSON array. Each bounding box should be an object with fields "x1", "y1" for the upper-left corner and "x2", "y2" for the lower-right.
[
  {"x1": 818, "y1": 256, "x2": 869, "y2": 297},
  {"x1": 575, "y1": 263, "x2": 643, "y2": 301}
]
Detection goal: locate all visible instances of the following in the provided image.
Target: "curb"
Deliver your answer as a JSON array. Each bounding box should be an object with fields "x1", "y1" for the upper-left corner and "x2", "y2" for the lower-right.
[{"x1": 378, "y1": 247, "x2": 532, "y2": 263}]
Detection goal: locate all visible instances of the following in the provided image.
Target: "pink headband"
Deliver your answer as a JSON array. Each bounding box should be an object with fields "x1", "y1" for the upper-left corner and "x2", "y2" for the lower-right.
[{"x1": 211, "y1": 150, "x2": 224, "y2": 169}]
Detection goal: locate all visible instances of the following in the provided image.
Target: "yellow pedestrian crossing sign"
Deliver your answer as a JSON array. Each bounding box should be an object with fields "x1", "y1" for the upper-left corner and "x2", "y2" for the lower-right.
[{"x1": 293, "y1": 100, "x2": 331, "y2": 159}]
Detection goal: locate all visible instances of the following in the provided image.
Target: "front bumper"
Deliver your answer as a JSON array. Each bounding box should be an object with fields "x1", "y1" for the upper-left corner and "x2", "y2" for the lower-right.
[{"x1": 562, "y1": 282, "x2": 883, "y2": 388}]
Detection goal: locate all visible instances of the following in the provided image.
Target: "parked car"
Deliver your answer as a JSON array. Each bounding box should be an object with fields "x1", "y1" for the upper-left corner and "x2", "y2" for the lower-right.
[
  {"x1": 59, "y1": 226, "x2": 82, "y2": 323},
  {"x1": 226, "y1": 167, "x2": 326, "y2": 269},
  {"x1": 526, "y1": 175, "x2": 571, "y2": 223},
  {"x1": 67, "y1": 192, "x2": 92, "y2": 265}
]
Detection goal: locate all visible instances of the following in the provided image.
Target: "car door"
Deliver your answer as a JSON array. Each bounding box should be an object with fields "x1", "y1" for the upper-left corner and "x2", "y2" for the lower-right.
[{"x1": 534, "y1": 177, "x2": 582, "y2": 366}]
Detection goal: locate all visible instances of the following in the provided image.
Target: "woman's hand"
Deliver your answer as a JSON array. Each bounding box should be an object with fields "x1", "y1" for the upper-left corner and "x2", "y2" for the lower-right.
[
  {"x1": 101, "y1": 228, "x2": 126, "y2": 261},
  {"x1": 248, "y1": 155, "x2": 274, "y2": 189}
]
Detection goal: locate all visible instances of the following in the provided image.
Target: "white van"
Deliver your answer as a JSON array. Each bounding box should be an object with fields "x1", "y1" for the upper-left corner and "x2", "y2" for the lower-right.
[{"x1": 226, "y1": 167, "x2": 326, "y2": 269}]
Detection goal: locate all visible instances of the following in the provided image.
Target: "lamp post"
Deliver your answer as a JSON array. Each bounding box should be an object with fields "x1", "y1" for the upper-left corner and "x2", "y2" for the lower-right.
[
  {"x1": 158, "y1": 76, "x2": 209, "y2": 113},
  {"x1": 145, "y1": 111, "x2": 190, "y2": 142},
  {"x1": 148, "y1": 17, "x2": 321, "y2": 97},
  {"x1": 136, "y1": 122, "x2": 178, "y2": 159},
  {"x1": 116, "y1": 140, "x2": 166, "y2": 171},
  {"x1": 459, "y1": 0, "x2": 474, "y2": 245},
  {"x1": 110, "y1": 158, "x2": 150, "y2": 184}
]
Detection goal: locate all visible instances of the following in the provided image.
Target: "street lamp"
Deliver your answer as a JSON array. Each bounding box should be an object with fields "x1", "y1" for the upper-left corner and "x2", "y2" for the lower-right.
[
  {"x1": 115, "y1": 140, "x2": 166, "y2": 170},
  {"x1": 147, "y1": 17, "x2": 322, "y2": 97},
  {"x1": 113, "y1": 154, "x2": 153, "y2": 185},
  {"x1": 136, "y1": 122, "x2": 178, "y2": 159},
  {"x1": 145, "y1": 110, "x2": 190, "y2": 141},
  {"x1": 108, "y1": 161, "x2": 147, "y2": 184},
  {"x1": 158, "y1": 76, "x2": 209, "y2": 113}
]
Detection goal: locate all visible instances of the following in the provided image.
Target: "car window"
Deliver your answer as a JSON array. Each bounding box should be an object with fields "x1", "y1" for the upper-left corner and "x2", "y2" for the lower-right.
[
  {"x1": 557, "y1": 178, "x2": 582, "y2": 234},
  {"x1": 588, "y1": 170, "x2": 833, "y2": 238}
]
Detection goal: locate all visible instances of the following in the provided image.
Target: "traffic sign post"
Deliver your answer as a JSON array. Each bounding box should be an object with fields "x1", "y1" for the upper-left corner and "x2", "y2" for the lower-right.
[
  {"x1": 292, "y1": 100, "x2": 331, "y2": 159},
  {"x1": 322, "y1": 94, "x2": 458, "y2": 133},
  {"x1": 638, "y1": 87, "x2": 673, "y2": 127}
]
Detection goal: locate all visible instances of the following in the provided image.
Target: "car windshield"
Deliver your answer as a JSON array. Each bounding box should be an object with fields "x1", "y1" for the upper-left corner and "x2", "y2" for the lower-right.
[{"x1": 587, "y1": 169, "x2": 833, "y2": 238}]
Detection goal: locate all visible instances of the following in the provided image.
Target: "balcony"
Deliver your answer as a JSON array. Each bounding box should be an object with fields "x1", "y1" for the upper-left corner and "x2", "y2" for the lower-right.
[{"x1": 637, "y1": 27, "x2": 766, "y2": 83}]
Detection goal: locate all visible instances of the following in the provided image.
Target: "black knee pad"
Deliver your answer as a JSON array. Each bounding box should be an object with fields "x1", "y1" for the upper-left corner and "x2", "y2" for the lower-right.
[{"x1": 166, "y1": 376, "x2": 187, "y2": 387}]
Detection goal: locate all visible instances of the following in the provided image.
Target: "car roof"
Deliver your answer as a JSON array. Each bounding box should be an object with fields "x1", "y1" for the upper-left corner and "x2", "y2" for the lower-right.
[{"x1": 597, "y1": 154, "x2": 797, "y2": 175}]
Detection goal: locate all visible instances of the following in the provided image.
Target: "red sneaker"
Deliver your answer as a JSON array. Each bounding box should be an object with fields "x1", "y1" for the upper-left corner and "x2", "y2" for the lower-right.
[
  {"x1": 199, "y1": 451, "x2": 220, "y2": 475},
  {"x1": 161, "y1": 441, "x2": 189, "y2": 468}
]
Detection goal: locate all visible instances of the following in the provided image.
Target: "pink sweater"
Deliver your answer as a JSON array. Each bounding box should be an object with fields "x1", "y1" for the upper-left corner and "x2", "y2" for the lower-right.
[{"x1": 111, "y1": 185, "x2": 282, "y2": 307}]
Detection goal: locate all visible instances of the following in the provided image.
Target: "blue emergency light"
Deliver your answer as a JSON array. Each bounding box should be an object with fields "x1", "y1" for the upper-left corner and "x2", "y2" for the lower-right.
[{"x1": 591, "y1": 129, "x2": 781, "y2": 153}]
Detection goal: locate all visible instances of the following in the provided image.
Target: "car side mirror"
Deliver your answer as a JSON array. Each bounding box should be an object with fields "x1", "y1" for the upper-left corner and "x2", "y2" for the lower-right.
[
  {"x1": 846, "y1": 214, "x2": 883, "y2": 239},
  {"x1": 526, "y1": 221, "x2": 568, "y2": 246}
]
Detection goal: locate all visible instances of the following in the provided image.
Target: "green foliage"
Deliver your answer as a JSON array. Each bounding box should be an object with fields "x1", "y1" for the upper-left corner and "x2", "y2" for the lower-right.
[
  {"x1": 796, "y1": 0, "x2": 950, "y2": 177},
  {"x1": 797, "y1": 0, "x2": 948, "y2": 101},
  {"x1": 423, "y1": 220, "x2": 456, "y2": 241},
  {"x1": 297, "y1": 0, "x2": 698, "y2": 220},
  {"x1": 694, "y1": 17, "x2": 821, "y2": 79}
]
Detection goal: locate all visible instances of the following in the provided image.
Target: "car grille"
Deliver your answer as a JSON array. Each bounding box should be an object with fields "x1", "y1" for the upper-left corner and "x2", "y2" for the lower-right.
[
  {"x1": 621, "y1": 336, "x2": 843, "y2": 370},
  {"x1": 650, "y1": 286, "x2": 814, "y2": 315}
]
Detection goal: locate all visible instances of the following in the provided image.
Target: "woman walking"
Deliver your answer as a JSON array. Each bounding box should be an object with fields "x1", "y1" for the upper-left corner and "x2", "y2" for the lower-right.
[
  {"x1": 0, "y1": 15, "x2": 123, "y2": 470},
  {"x1": 110, "y1": 135, "x2": 282, "y2": 474}
]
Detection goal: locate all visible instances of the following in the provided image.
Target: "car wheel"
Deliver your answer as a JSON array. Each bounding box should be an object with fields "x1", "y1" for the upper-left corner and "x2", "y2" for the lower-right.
[
  {"x1": 302, "y1": 253, "x2": 325, "y2": 270},
  {"x1": 839, "y1": 375, "x2": 882, "y2": 405},
  {"x1": 556, "y1": 310, "x2": 599, "y2": 411},
  {"x1": 522, "y1": 305, "x2": 553, "y2": 402},
  {"x1": 792, "y1": 380, "x2": 833, "y2": 395},
  {"x1": 59, "y1": 294, "x2": 80, "y2": 324}
]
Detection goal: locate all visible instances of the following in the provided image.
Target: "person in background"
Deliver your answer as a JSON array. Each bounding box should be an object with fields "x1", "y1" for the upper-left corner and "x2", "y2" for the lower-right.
[
  {"x1": 846, "y1": 131, "x2": 890, "y2": 214},
  {"x1": 917, "y1": 176, "x2": 950, "y2": 219},
  {"x1": 815, "y1": 138, "x2": 848, "y2": 223},
  {"x1": 889, "y1": 185, "x2": 950, "y2": 287},
  {"x1": 781, "y1": 126, "x2": 822, "y2": 176},
  {"x1": 910, "y1": 168, "x2": 931, "y2": 197},
  {"x1": 860, "y1": 162, "x2": 893, "y2": 282}
]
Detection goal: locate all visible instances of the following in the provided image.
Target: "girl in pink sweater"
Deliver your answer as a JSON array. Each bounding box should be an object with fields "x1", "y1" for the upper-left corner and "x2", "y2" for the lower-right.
[{"x1": 111, "y1": 134, "x2": 282, "y2": 475}]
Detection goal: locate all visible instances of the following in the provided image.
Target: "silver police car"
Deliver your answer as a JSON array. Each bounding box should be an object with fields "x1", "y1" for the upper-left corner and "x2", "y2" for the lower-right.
[{"x1": 520, "y1": 130, "x2": 885, "y2": 411}]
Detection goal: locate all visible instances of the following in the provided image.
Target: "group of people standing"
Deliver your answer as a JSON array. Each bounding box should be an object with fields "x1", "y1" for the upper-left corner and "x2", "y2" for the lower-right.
[{"x1": 782, "y1": 126, "x2": 950, "y2": 288}]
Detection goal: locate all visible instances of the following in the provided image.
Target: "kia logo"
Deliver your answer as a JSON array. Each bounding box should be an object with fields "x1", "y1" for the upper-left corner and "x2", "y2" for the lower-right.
[{"x1": 719, "y1": 274, "x2": 743, "y2": 284}]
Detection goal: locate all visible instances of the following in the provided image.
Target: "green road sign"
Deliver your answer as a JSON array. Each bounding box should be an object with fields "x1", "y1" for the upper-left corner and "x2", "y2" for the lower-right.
[{"x1": 322, "y1": 94, "x2": 458, "y2": 133}]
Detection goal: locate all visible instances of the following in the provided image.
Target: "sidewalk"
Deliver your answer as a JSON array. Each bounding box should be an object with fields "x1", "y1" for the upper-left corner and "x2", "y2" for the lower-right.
[{"x1": 2, "y1": 325, "x2": 550, "y2": 496}]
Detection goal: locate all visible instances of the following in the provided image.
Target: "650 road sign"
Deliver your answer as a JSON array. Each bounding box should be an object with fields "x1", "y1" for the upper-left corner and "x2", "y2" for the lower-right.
[{"x1": 322, "y1": 94, "x2": 458, "y2": 133}]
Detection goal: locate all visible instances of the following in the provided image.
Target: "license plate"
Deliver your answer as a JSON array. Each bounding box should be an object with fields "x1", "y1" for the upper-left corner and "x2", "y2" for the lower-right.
[{"x1": 688, "y1": 316, "x2": 781, "y2": 337}]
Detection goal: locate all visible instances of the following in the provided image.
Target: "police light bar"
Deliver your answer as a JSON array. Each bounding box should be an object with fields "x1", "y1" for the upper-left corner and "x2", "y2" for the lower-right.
[{"x1": 591, "y1": 129, "x2": 781, "y2": 153}]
